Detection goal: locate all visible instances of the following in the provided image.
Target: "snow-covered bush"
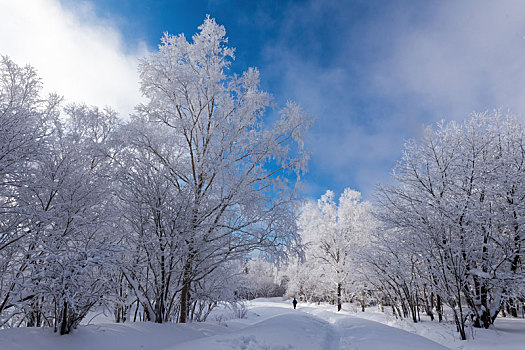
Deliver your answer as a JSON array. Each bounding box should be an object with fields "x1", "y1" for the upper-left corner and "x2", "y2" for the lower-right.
[{"x1": 239, "y1": 259, "x2": 282, "y2": 299}]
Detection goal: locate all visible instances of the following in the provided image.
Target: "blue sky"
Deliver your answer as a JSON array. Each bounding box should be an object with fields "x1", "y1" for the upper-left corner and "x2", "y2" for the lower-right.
[{"x1": 2, "y1": 0, "x2": 525, "y2": 200}]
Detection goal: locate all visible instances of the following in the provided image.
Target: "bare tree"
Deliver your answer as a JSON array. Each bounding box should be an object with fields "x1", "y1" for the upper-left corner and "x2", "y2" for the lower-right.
[{"x1": 123, "y1": 16, "x2": 310, "y2": 323}]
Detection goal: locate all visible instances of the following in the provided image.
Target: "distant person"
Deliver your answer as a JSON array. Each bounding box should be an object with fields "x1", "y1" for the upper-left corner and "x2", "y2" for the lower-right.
[{"x1": 292, "y1": 297, "x2": 297, "y2": 309}]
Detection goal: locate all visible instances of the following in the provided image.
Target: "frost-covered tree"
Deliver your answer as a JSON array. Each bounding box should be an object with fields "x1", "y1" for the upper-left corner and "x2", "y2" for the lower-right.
[
  {"x1": 362, "y1": 227, "x2": 426, "y2": 322},
  {"x1": 291, "y1": 189, "x2": 373, "y2": 311},
  {"x1": 113, "y1": 116, "x2": 192, "y2": 323},
  {"x1": 17, "y1": 104, "x2": 120, "y2": 334},
  {"x1": 0, "y1": 56, "x2": 60, "y2": 326},
  {"x1": 123, "y1": 16, "x2": 310, "y2": 323},
  {"x1": 375, "y1": 112, "x2": 525, "y2": 339},
  {"x1": 284, "y1": 256, "x2": 332, "y2": 303}
]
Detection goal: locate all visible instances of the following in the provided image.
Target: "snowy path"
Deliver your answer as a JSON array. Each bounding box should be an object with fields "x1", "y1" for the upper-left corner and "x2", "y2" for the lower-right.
[
  {"x1": 299, "y1": 305, "x2": 448, "y2": 349},
  {"x1": 165, "y1": 299, "x2": 448, "y2": 349}
]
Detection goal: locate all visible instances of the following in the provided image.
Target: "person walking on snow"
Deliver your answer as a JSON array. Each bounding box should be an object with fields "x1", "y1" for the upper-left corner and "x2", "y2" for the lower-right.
[{"x1": 292, "y1": 297, "x2": 297, "y2": 309}]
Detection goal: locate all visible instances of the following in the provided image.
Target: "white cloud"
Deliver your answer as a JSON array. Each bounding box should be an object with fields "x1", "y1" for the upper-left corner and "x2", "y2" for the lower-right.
[
  {"x1": 0, "y1": 0, "x2": 147, "y2": 117},
  {"x1": 262, "y1": 0, "x2": 525, "y2": 199},
  {"x1": 373, "y1": 0, "x2": 525, "y2": 122}
]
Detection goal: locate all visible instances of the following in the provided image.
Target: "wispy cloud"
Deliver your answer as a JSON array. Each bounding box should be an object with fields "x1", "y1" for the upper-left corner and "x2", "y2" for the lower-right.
[
  {"x1": 261, "y1": 0, "x2": 525, "y2": 199},
  {"x1": 0, "y1": 0, "x2": 147, "y2": 116},
  {"x1": 373, "y1": 0, "x2": 525, "y2": 122}
]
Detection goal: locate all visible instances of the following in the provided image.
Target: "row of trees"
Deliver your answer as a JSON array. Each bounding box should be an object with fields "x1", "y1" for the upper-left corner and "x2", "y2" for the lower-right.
[
  {"x1": 0, "y1": 17, "x2": 310, "y2": 334},
  {"x1": 370, "y1": 113, "x2": 525, "y2": 339},
  {"x1": 284, "y1": 113, "x2": 525, "y2": 341}
]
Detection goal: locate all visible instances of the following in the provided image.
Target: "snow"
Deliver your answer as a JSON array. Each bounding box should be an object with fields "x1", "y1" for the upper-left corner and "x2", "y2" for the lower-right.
[
  {"x1": 0, "y1": 298, "x2": 436, "y2": 349},
  {"x1": 0, "y1": 322, "x2": 225, "y2": 350},
  {"x1": 2, "y1": 298, "x2": 525, "y2": 349},
  {"x1": 323, "y1": 302, "x2": 525, "y2": 350}
]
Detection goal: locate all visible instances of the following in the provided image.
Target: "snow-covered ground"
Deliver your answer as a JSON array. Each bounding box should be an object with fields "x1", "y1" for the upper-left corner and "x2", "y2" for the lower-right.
[
  {"x1": 298, "y1": 300, "x2": 525, "y2": 350},
  {"x1": 1, "y1": 298, "x2": 524, "y2": 349}
]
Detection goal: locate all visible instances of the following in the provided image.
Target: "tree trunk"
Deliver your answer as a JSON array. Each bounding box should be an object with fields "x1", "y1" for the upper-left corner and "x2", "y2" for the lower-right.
[
  {"x1": 453, "y1": 308, "x2": 466, "y2": 341},
  {"x1": 424, "y1": 289, "x2": 434, "y2": 321},
  {"x1": 60, "y1": 301, "x2": 69, "y2": 335},
  {"x1": 508, "y1": 298, "x2": 518, "y2": 317},
  {"x1": 178, "y1": 250, "x2": 194, "y2": 323},
  {"x1": 436, "y1": 294, "x2": 443, "y2": 322},
  {"x1": 179, "y1": 281, "x2": 189, "y2": 323},
  {"x1": 337, "y1": 283, "x2": 342, "y2": 312}
]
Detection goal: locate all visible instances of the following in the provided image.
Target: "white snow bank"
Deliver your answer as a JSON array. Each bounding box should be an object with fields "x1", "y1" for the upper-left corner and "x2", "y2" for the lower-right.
[{"x1": 0, "y1": 321, "x2": 225, "y2": 350}]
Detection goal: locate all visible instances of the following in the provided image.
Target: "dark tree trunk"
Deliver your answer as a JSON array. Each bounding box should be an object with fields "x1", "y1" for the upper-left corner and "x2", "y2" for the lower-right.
[
  {"x1": 508, "y1": 299, "x2": 518, "y2": 317},
  {"x1": 424, "y1": 289, "x2": 434, "y2": 321},
  {"x1": 337, "y1": 283, "x2": 342, "y2": 312},
  {"x1": 60, "y1": 301, "x2": 69, "y2": 335},
  {"x1": 436, "y1": 294, "x2": 443, "y2": 322},
  {"x1": 453, "y1": 309, "x2": 466, "y2": 341},
  {"x1": 179, "y1": 281, "x2": 189, "y2": 323}
]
